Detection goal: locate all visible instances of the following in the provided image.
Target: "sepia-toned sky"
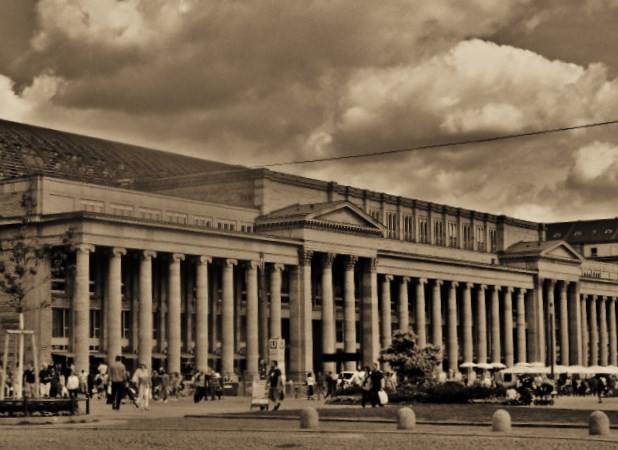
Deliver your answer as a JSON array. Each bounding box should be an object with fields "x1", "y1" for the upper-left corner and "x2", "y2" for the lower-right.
[{"x1": 2, "y1": 0, "x2": 618, "y2": 223}]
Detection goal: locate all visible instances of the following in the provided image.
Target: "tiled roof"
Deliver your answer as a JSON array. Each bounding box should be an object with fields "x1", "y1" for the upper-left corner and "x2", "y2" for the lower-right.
[
  {"x1": 546, "y1": 219, "x2": 618, "y2": 244},
  {"x1": 0, "y1": 119, "x2": 240, "y2": 187}
]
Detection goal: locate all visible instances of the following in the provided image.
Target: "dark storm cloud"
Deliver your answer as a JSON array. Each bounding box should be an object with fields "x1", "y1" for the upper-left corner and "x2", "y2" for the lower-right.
[{"x1": 1, "y1": 0, "x2": 618, "y2": 222}]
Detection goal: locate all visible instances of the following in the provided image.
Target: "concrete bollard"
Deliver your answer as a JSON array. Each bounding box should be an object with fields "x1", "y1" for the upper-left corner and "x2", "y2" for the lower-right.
[
  {"x1": 397, "y1": 407, "x2": 416, "y2": 430},
  {"x1": 589, "y1": 410, "x2": 610, "y2": 436},
  {"x1": 300, "y1": 407, "x2": 319, "y2": 429},
  {"x1": 491, "y1": 409, "x2": 511, "y2": 433}
]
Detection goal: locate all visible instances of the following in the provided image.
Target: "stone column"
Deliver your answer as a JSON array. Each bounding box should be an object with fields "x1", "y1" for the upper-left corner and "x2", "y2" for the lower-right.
[
  {"x1": 590, "y1": 296, "x2": 599, "y2": 366},
  {"x1": 546, "y1": 279, "x2": 556, "y2": 369},
  {"x1": 558, "y1": 282, "x2": 569, "y2": 366},
  {"x1": 491, "y1": 285, "x2": 501, "y2": 364},
  {"x1": 476, "y1": 285, "x2": 487, "y2": 363},
  {"x1": 361, "y1": 258, "x2": 380, "y2": 367},
  {"x1": 447, "y1": 281, "x2": 459, "y2": 373},
  {"x1": 568, "y1": 282, "x2": 582, "y2": 366},
  {"x1": 503, "y1": 288, "x2": 514, "y2": 367},
  {"x1": 269, "y1": 263, "x2": 284, "y2": 339},
  {"x1": 195, "y1": 256, "x2": 211, "y2": 371},
  {"x1": 246, "y1": 261, "x2": 259, "y2": 379},
  {"x1": 167, "y1": 253, "x2": 184, "y2": 374},
  {"x1": 222, "y1": 259, "x2": 237, "y2": 376},
  {"x1": 138, "y1": 251, "x2": 156, "y2": 367},
  {"x1": 381, "y1": 275, "x2": 394, "y2": 348},
  {"x1": 531, "y1": 277, "x2": 545, "y2": 364},
  {"x1": 343, "y1": 255, "x2": 358, "y2": 371},
  {"x1": 398, "y1": 277, "x2": 410, "y2": 332},
  {"x1": 462, "y1": 282, "x2": 473, "y2": 364},
  {"x1": 73, "y1": 244, "x2": 95, "y2": 374},
  {"x1": 599, "y1": 296, "x2": 608, "y2": 366},
  {"x1": 416, "y1": 278, "x2": 427, "y2": 347},
  {"x1": 289, "y1": 250, "x2": 314, "y2": 380},
  {"x1": 581, "y1": 294, "x2": 589, "y2": 366},
  {"x1": 608, "y1": 297, "x2": 618, "y2": 366},
  {"x1": 516, "y1": 288, "x2": 526, "y2": 364},
  {"x1": 107, "y1": 247, "x2": 126, "y2": 365},
  {"x1": 321, "y1": 254, "x2": 336, "y2": 375},
  {"x1": 432, "y1": 280, "x2": 443, "y2": 348}
]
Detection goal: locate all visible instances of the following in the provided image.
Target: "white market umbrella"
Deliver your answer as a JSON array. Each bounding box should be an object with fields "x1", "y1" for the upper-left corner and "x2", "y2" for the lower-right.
[
  {"x1": 490, "y1": 362, "x2": 507, "y2": 370},
  {"x1": 476, "y1": 362, "x2": 493, "y2": 370},
  {"x1": 459, "y1": 362, "x2": 477, "y2": 369},
  {"x1": 566, "y1": 365, "x2": 587, "y2": 374}
]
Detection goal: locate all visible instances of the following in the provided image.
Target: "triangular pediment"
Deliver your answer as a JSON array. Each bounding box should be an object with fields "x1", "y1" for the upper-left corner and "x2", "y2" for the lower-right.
[
  {"x1": 500, "y1": 240, "x2": 583, "y2": 265},
  {"x1": 255, "y1": 201, "x2": 385, "y2": 237},
  {"x1": 544, "y1": 244, "x2": 581, "y2": 260},
  {"x1": 312, "y1": 207, "x2": 379, "y2": 229}
]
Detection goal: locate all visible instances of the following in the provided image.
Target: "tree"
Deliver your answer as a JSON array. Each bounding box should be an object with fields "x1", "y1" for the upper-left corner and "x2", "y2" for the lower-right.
[
  {"x1": 379, "y1": 330, "x2": 442, "y2": 385},
  {"x1": 0, "y1": 181, "x2": 73, "y2": 399}
]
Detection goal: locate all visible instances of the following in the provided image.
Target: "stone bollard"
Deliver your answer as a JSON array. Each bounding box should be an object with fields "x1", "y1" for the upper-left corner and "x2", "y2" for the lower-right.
[
  {"x1": 300, "y1": 407, "x2": 319, "y2": 429},
  {"x1": 492, "y1": 409, "x2": 511, "y2": 433},
  {"x1": 397, "y1": 407, "x2": 416, "y2": 430},
  {"x1": 589, "y1": 410, "x2": 610, "y2": 436}
]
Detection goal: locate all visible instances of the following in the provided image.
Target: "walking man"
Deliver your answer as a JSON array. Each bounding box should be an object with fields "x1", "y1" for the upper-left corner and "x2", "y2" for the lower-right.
[
  {"x1": 268, "y1": 360, "x2": 283, "y2": 411},
  {"x1": 109, "y1": 355, "x2": 127, "y2": 410}
]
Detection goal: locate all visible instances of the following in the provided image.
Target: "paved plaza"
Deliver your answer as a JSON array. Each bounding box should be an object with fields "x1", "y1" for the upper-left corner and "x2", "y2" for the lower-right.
[{"x1": 1, "y1": 395, "x2": 617, "y2": 449}]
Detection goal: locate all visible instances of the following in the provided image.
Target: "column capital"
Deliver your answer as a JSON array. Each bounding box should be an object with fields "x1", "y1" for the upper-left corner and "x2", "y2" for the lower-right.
[
  {"x1": 247, "y1": 260, "x2": 260, "y2": 270},
  {"x1": 298, "y1": 249, "x2": 314, "y2": 266},
  {"x1": 111, "y1": 247, "x2": 127, "y2": 257},
  {"x1": 546, "y1": 278, "x2": 556, "y2": 289},
  {"x1": 450, "y1": 280, "x2": 459, "y2": 289},
  {"x1": 417, "y1": 278, "x2": 427, "y2": 285},
  {"x1": 170, "y1": 253, "x2": 185, "y2": 263},
  {"x1": 558, "y1": 280, "x2": 568, "y2": 292},
  {"x1": 196, "y1": 255, "x2": 212, "y2": 264},
  {"x1": 321, "y1": 253, "x2": 336, "y2": 268},
  {"x1": 271, "y1": 263, "x2": 285, "y2": 272},
  {"x1": 517, "y1": 287, "x2": 526, "y2": 296},
  {"x1": 224, "y1": 258, "x2": 238, "y2": 268},
  {"x1": 142, "y1": 250, "x2": 157, "y2": 260},
  {"x1": 383, "y1": 274, "x2": 394, "y2": 282},
  {"x1": 504, "y1": 286, "x2": 514, "y2": 294},
  {"x1": 434, "y1": 279, "x2": 443, "y2": 287},
  {"x1": 73, "y1": 243, "x2": 95, "y2": 254},
  {"x1": 401, "y1": 276, "x2": 411, "y2": 284},
  {"x1": 343, "y1": 255, "x2": 358, "y2": 270},
  {"x1": 465, "y1": 282, "x2": 474, "y2": 290},
  {"x1": 478, "y1": 284, "x2": 487, "y2": 291},
  {"x1": 368, "y1": 257, "x2": 379, "y2": 273}
]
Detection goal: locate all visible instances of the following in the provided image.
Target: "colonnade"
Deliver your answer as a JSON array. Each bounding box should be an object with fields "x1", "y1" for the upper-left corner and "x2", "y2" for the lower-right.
[{"x1": 68, "y1": 245, "x2": 618, "y2": 379}]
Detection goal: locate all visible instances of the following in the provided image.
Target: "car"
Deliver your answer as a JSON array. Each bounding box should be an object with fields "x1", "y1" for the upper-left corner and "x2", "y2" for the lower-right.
[{"x1": 337, "y1": 370, "x2": 359, "y2": 388}]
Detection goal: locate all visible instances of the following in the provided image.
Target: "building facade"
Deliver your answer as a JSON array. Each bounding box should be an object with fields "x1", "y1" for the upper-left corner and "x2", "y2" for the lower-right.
[{"x1": 1, "y1": 119, "x2": 618, "y2": 380}]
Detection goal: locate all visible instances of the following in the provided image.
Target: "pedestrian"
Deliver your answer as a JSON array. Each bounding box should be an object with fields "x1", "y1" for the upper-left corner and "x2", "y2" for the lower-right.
[
  {"x1": 66, "y1": 370, "x2": 80, "y2": 399},
  {"x1": 23, "y1": 364, "x2": 36, "y2": 398},
  {"x1": 213, "y1": 372, "x2": 223, "y2": 400},
  {"x1": 159, "y1": 368, "x2": 170, "y2": 402},
  {"x1": 360, "y1": 366, "x2": 372, "y2": 408},
  {"x1": 268, "y1": 360, "x2": 283, "y2": 411},
  {"x1": 39, "y1": 364, "x2": 51, "y2": 398},
  {"x1": 132, "y1": 363, "x2": 152, "y2": 410},
  {"x1": 108, "y1": 355, "x2": 127, "y2": 410},
  {"x1": 79, "y1": 369, "x2": 89, "y2": 396},
  {"x1": 325, "y1": 371, "x2": 336, "y2": 398},
  {"x1": 369, "y1": 363, "x2": 384, "y2": 407},
  {"x1": 306, "y1": 372, "x2": 315, "y2": 400},
  {"x1": 315, "y1": 371, "x2": 326, "y2": 400}
]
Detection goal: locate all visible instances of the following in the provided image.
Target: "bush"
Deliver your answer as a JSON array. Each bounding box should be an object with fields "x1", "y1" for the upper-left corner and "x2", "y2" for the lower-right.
[{"x1": 386, "y1": 382, "x2": 506, "y2": 404}]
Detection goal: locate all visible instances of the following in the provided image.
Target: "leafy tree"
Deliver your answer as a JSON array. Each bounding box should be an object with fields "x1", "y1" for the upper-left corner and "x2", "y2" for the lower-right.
[{"x1": 379, "y1": 330, "x2": 442, "y2": 385}]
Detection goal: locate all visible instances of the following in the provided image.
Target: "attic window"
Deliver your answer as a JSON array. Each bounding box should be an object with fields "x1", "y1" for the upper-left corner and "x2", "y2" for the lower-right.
[
  {"x1": 605, "y1": 229, "x2": 613, "y2": 234},
  {"x1": 573, "y1": 231, "x2": 582, "y2": 237},
  {"x1": 553, "y1": 232, "x2": 561, "y2": 238}
]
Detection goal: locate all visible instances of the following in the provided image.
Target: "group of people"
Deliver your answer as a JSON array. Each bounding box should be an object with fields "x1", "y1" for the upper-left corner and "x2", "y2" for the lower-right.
[{"x1": 192, "y1": 369, "x2": 225, "y2": 402}]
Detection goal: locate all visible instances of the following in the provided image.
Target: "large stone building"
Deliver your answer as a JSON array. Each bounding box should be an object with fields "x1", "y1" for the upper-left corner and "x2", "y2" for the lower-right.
[{"x1": 1, "y1": 119, "x2": 618, "y2": 380}]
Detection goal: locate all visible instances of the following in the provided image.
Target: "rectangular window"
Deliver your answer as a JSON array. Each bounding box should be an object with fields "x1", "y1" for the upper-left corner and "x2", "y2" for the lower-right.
[
  {"x1": 89, "y1": 309, "x2": 101, "y2": 339},
  {"x1": 121, "y1": 310, "x2": 131, "y2": 340},
  {"x1": 418, "y1": 216, "x2": 429, "y2": 244},
  {"x1": 194, "y1": 216, "x2": 213, "y2": 228},
  {"x1": 139, "y1": 209, "x2": 162, "y2": 221},
  {"x1": 489, "y1": 228, "x2": 497, "y2": 252},
  {"x1": 462, "y1": 224, "x2": 473, "y2": 250},
  {"x1": 475, "y1": 225, "x2": 485, "y2": 252},
  {"x1": 369, "y1": 209, "x2": 381, "y2": 223},
  {"x1": 448, "y1": 222, "x2": 458, "y2": 247},
  {"x1": 52, "y1": 308, "x2": 70, "y2": 338},
  {"x1": 402, "y1": 215, "x2": 413, "y2": 241},
  {"x1": 386, "y1": 212, "x2": 397, "y2": 239},
  {"x1": 110, "y1": 204, "x2": 134, "y2": 217},
  {"x1": 434, "y1": 220, "x2": 444, "y2": 246}
]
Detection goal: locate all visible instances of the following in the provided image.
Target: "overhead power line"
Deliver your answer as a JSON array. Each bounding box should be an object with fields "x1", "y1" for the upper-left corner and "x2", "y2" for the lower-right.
[{"x1": 257, "y1": 119, "x2": 618, "y2": 168}]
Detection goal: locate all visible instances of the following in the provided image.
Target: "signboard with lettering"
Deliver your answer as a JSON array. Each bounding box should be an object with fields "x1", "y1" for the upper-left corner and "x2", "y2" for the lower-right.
[{"x1": 268, "y1": 338, "x2": 286, "y2": 383}]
